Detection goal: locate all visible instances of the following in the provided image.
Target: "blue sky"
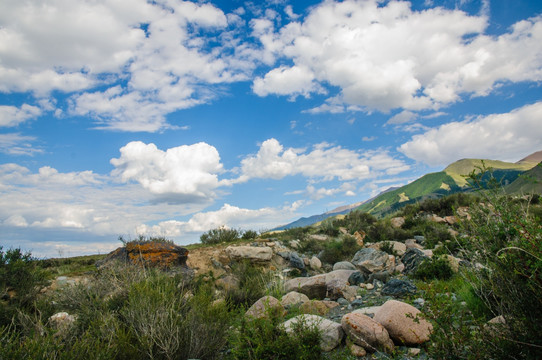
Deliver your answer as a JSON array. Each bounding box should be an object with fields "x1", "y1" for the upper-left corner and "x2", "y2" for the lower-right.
[{"x1": 1, "y1": 0, "x2": 542, "y2": 257}]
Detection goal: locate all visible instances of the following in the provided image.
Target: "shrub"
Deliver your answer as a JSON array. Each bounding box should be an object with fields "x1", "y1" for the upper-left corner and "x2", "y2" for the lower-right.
[
  {"x1": 0, "y1": 247, "x2": 47, "y2": 327},
  {"x1": 200, "y1": 227, "x2": 241, "y2": 245},
  {"x1": 414, "y1": 256, "x2": 454, "y2": 281},
  {"x1": 227, "y1": 310, "x2": 322, "y2": 360},
  {"x1": 241, "y1": 230, "x2": 259, "y2": 240},
  {"x1": 458, "y1": 166, "x2": 542, "y2": 358},
  {"x1": 319, "y1": 235, "x2": 361, "y2": 265},
  {"x1": 225, "y1": 260, "x2": 273, "y2": 308}
]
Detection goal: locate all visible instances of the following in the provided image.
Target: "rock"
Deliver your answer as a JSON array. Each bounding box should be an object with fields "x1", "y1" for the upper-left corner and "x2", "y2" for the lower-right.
[
  {"x1": 300, "y1": 300, "x2": 330, "y2": 316},
  {"x1": 368, "y1": 270, "x2": 391, "y2": 284},
  {"x1": 333, "y1": 261, "x2": 357, "y2": 271},
  {"x1": 402, "y1": 249, "x2": 429, "y2": 275},
  {"x1": 49, "y1": 312, "x2": 76, "y2": 332},
  {"x1": 413, "y1": 298, "x2": 425, "y2": 307},
  {"x1": 215, "y1": 275, "x2": 239, "y2": 292},
  {"x1": 352, "y1": 306, "x2": 382, "y2": 317},
  {"x1": 351, "y1": 248, "x2": 390, "y2": 274},
  {"x1": 422, "y1": 249, "x2": 433, "y2": 258},
  {"x1": 456, "y1": 207, "x2": 471, "y2": 220},
  {"x1": 373, "y1": 300, "x2": 433, "y2": 345},
  {"x1": 448, "y1": 228, "x2": 459, "y2": 237},
  {"x1": 309, "y1": 234, "x2": 329, "y2": 241},
  {"x1": 348, "y1": 271, "x2": 366, "y2": 286},
  {"x1": 226, "y1": 245, "x2": 273, "y2": 262},
  {"x1": 339, "y1": 227, "x2": 349, "y2": 235},
  {"x1": 390, "y1": 217, "x2": 405, "y2": 228},
  {"x1": 284, "y1": 274, "x2": 327, "y2": 299},
  {"x1": 347, "y1": 338, "x2": 367, "y2": 357},
  {"x1": 365, "y1": 283, "x2": 374, "y2": 290},
  {"x1": 245, "y1": 296, "x2": 285, "y2": 319},
  {"x1": 409, "y1": 348, "x2": 421, "y2": 356},
  {"x1": 303, "y1": 257, "x2": 310, "y2": 266},
  {"x1": 98, "y1": 241, "x2": 189, "y2": 269},
  {"x1": 322, "y1": 300, "x2": 340, "y2": 310},
  {"x1": 326, "y1": 278, "x2": 349, "y2": 301},
  {"x1": 381, "y1": 279, "x2": 417, "y2": 297},
  {"x1": 290, "y1": 239, "x2": 300, "y2": 249},
  {"x1": 351, "y1": 299, "x2": 364, "y2": 308},
  {"x1": 405, "y1": 239, "x2": 424, "y2": 250},
  {"x1": 429, "y1": 214, "x2": 446, "y2": 223},
  {"x1": 309, "y1": 256, "x2": 322, "y2": 270},
  {"x1": 289, "y1": 252, "x2": 305, "y2": 270},
  {"x1": 353, "y1": 231, "x2": 366, "y2": 247},
  {"x1": 281, "y1": 291, "x2": 309, "y2": 307},
  {"x1": 395, "y1": 263, "x2": 405, "y2": 273},
  {"x1": 445, "y1": 216, "x2": 458, "y2": 225},
  {"x1": 283, "y1": 314, "x2": 344, "y2": 352},
  {"x1": 341, "y1": 312, "x2": 394, "y2": 353},
  {"x1": 325, "y1": 269, "x2": 357, "y2": 283},
  {"x1": 413, "y1": 235, "x2": 426, "y2": 245}
]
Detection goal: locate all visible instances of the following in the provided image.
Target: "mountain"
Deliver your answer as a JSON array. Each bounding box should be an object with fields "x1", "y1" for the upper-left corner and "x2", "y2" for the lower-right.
[
  {"x1": 517, "y1": 151, "x2": 542, "y2": 165},
  {"x1": 356, "y1": 153, "x2": 541, "y2": 217},
  {"x1": 505, "y1": 162, "x2": 542, "y2": 194}
]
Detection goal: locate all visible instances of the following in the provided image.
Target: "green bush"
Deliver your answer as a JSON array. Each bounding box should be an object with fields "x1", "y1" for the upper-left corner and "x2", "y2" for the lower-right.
[
  {"x1": 227, "y1": 311, "x2": 322, "y2": 360},
  {"x1": 458, "y1": 166, "x2": 542, "y2": 358},
  {"x1": 241, "y1": 230, "x2": 259, "y2": 240},
  {"x1": 225, "y1": 260, "x2": 272, "y2": 308},
  {"x1": 200, "y1": 227, "x2": 241, "y2": 244},
  {"x1": 319, "y1": 235, "x2": 361, "y2": 265},
  {"x1": 0, "y1": 247, "x2": 47, "y2": 326},
  {"x1": 414, "y1": 256, "x2": 454, "y2": 281}
]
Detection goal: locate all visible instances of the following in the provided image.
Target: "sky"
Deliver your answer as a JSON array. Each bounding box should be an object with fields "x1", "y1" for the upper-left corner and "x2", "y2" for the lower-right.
[{"x1": 1, "y1": 0, "x2": 542, "y2": 257}]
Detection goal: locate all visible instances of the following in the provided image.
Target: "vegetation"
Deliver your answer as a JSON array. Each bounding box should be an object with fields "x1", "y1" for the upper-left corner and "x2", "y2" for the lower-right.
[{"x1": 200, "y1": 227, "x2": 242, "y2": 244}]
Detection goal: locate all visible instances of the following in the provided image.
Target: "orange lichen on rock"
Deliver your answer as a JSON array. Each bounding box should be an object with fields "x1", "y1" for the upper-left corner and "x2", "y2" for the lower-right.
[{"x1": 98, "y1": 241, "x2": 189, "y2": 269}]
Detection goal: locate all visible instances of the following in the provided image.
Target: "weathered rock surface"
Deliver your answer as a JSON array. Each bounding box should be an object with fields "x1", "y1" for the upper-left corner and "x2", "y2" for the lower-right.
[
  {"x1": 245, "y1": 296, "x2": 285, "y2": 319},
  {"x1": 284, "y1": 274, "x2": 327, "y2": 299},
  {"x1": 49, "y1": 312, "x2": 76, "y2": 331},
  {"x1": 373, "y1": 300, "x2": 433, "y2": 345},
  {"x1": 341, "y1": 312, "x2": 394, "y2": 353},
  {"x1": 381, "y1": 279, "x2": 417, "y2": 297},
  {"x1": 333, "y1": 261, "x2": 356, "y2": 271},
  {"x1": 226, "y1": 245, "x2": 273, "y2": 262},
  {"x1": 348, "y1": 271, "x2": 366, "y2": 286},
  {"x1": 402, "y1": 248, "x2": 429, "y2": 275},
  {"x1": 98, "y1": 242, "x2": 189, "y2": 269},
  {"x1": 300, "y1": 300, "x2": 330, "y2": 316},
  {"x1": 390, "y1": 217, "x2": 405, "y2": 228},
  {"x1": 351, "y1": 248, "x2": 390, "y2": 274},
  {"x1": 283, "y1": 314, "x2": 344, "y2": 352},
  {"x1": 309, "y1": 256, "x2": 322, "y2": 270},
  {"x1": 367, "y1": 241, "x2": 407, "y2": 256},
  {"x1": 281, "y1": 291, "x2": 309, "y2": 307}
]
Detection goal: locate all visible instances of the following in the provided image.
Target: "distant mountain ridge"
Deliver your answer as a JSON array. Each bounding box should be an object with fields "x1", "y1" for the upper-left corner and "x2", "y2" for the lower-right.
[{"x1": 272, "y1": 151, "x2": 542, "y2": 230}]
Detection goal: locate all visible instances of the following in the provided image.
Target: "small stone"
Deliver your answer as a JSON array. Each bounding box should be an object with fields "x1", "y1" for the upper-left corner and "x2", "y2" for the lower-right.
[
  {"x1": 409, "y1": 348, "x2": 421, "y2": 356},
  {"x1": 338, "y1": 297, "x2": 349, "y2": 306},
  {"x1": 310, "y1": 256, "x2": 322, "y2": 270},
  {"x1": 366, "y1": 283, "x2": 374, "y2": 290}
]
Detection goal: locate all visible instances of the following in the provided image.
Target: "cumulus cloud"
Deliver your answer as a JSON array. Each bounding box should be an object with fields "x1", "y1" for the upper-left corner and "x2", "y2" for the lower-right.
[
  {"x1": 0, "y1": 104, "x2": 42, "y2": 127},
  {"x1": 232, "y1": 138, "x2": 410, "y2": 183},
  {"x1": 387, "y1": 110, "x2": 418, "y2": 125},
  {"x1": 110, "y1": 141, "x2": 224, "y2": 203},
  {"x1": 399, "y1": 101, "x2": 542, "y2": 166},
  {"x1": 253, "y1": 65, "x2": 323, "y2": 99},
  {"x1": 252, "y1": 0, "x2": 542, "y2": 113},
  {"x1": 136, "y1": 202, "x2": 299, "y2": 237}
]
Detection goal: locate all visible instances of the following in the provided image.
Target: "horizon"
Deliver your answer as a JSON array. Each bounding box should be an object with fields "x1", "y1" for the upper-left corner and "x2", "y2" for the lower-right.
[{"x1": 1, "y1": 0, "x2": 542, "y2": 257}]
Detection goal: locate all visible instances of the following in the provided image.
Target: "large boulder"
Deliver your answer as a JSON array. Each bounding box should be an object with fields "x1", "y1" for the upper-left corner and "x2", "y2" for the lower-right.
[
  {"x1": 373, "y1": 300, "x2": 433, "y2": 345},
  {"x1": 367, "y1": 241, "x2": 407, "y2": 256},
  {"x1": 351, "y1": 248, "x2": 390, "y2": 274},
  {"x1": 98, "y1": 241, "x2": 189, "y2": 269},
  {"x1": 284, "y1": 274, "x2": 327, "y2": 299},
  {"x1": 341, "y1": 312, "x2": 394, "y2": 353},
  {"x1": 281, "y1": 291, "x2": 309, "y2": 307},
  {"x1": 401, "y1": 248, "x2": 429, "y2": 275},
  {"x1": 381, "y1": 279, "x2": 417, "y2": 297},
  {"x1": 226, "y1": 245, "x2": 273, "y2": 262},
  {"x1": 289, "y1": 252, "x2": 306, "y2": 270},
  {"x1": 283, "y1": 314, "x2": 344, "y2": 352},
  {"x1": 245, "y1": 296, "x2": 285, "y2": 319}
]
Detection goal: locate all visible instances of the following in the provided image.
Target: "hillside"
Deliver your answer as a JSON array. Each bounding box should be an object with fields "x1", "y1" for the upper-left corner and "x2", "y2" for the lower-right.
[
  {"x1": 506, "y1": 162, "x2": 542, "y2": 194},
  {"x1": 444, "y1": 158, "x2": 534, "y2": 186},
  {"x1": 356, "y1": 171, "x2": 461, "y2": 216}
]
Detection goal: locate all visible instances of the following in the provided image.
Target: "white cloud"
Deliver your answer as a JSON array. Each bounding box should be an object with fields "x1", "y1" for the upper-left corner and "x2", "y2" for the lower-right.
[
  {"x1": 0, "y1": 104, "x2": 42, "y2": 127},
  {"x1": 399, "y1": 101, "x2": 542, "y2": 166},
  {"x1": 233, "y1": 138, "x2": 410, "y2": 183},
  {"x1": 110, "y1": 141, "x2": 223, "y2": 203},
  {"x1": 136, "y1": 202, "x2": 299, "y2": 237},
  {"x1": 387, "y1": 110, "x2": 418, "y2": 125},
  {"x1": 0, "y1": 133, "x2": 42, "y2": 156},
  {"x1": 253, "y1": 65, "x2": 323, "y2": 99},
  {"x1": 306, "y1": 183, "x2": 356, "y2": 200},
  {"x1": 362, "y1": 136, "x2": 376, "y2": 142},
  {"x1": 253, "y1": 0, "x2": 542, "y2": 113}
]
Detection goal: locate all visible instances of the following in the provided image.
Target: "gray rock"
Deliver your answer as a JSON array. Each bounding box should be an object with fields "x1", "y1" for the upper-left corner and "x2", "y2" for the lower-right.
[
  {"x1": 413, "y1": 235, "x2": 426, "y2": 245},
  {"x1": 351, "y1": 299, "x2": 364, "y2": 308},
  {"x1": 338, "y1": 297, "x2": 349, "y2": 306},
  {"x1": 289, "y1": 252, "x2": 305, "y2": 270},
  {"x1": 226, "y1": 245, "x2": 273, "y2": 262},
  {"x1": 381, "y1": 279, "x2": 417, "y2": 297},
  {"x1": 281, "y1": 291, "x2": 310, "y2": 307},
  {"x1": 310, "y1": 256, "x2": 322, "y2": 270},
  {"x1": 402, "y1": 248, "x2": 429, "y2": 275},
  {"x1": 284, "y1": 275, "x2": 327, "y2": 299},
  {"x1": 348, "y1": 271, "x2": 366, "y2": 286},
  {"x1": 368, "y1": 270, "x2": 391, "y2": 284},
  {"x1": 351, "y1": 248, "x2": 390, "y2": 274}
]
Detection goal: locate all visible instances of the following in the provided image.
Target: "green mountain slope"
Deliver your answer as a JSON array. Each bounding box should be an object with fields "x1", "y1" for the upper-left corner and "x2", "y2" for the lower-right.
[
  {"x1": 506, "y1": 163, "x2": 542, "y2": 194},
  {"x1": 357, "y1": 171, "x2": 461, "y2": 216},
  {"x1": 444, "y1": 159, "x2": 534, "y2": 186}
]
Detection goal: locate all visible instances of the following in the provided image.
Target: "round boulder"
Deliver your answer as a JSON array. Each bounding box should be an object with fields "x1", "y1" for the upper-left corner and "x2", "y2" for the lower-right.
[{"x1": 373, "y1": 300, "x2": 433, "y2": 345}]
